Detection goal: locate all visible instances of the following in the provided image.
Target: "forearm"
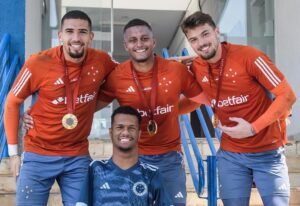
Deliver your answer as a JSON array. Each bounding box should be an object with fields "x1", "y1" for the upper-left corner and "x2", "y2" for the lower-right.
[
  {"x1": 179, "y1": 92, "x2": 210, "y2": 115},
  {"x1": 178, "y1": 97, "x2": 201, "y2": 115},
  {"x1": 252, "y1": 79, "x2": 296, "y2": 133},
  {"x1": 4, "y1": 93, "x2": 23, "y2": 155}
]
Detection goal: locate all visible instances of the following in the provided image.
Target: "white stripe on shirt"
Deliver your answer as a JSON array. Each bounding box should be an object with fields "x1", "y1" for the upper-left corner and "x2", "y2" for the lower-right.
[
  {"x1": 12, "y1": 68, "x2": 32, "y2": 96},
  {"x1": 254, "y1": 57, "x2": 281, "y2": 87}
]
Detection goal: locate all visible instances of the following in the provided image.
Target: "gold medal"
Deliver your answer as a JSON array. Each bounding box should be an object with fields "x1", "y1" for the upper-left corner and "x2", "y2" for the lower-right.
[
  {"x1": 147, "y1": 120, "x2": 158, "y2": 136},
  {"x1": 62, "y1": 113, "x2": 78, "y2": 130},
  {"x1": 211, "y1": 113, "x2": 219, "y2": 128}
]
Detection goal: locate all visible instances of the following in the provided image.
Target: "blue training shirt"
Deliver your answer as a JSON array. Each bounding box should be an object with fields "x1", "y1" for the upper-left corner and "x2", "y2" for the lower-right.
[{"x1": 76, "y1": 159, "x2": 172, "y2": 206}]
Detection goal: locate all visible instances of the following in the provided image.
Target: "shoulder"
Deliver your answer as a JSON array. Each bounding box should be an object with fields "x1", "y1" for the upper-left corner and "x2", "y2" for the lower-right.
[
  {"x1": 139, "y1": 162, "x2": 159, "y2": 175},
  {"x1": 24, "y1": 47, "x2": 59, "y2": 75},
  {"x1": 26, "y1": 47, "x2": 58, "y2": 66},
  {"x1": 109, "y1": 60, "x2": 132, "y2": 77},
  {"x1": 226, "y1": 42, "x2": 264, "y2": 60},
  {"x1": 89, "y1": 159, "x2": 110, "y2": 169},
  {"x1": 156, "y1": 55, "x2": 187, "y2": 71},
  {"x1": 87, "y1": 48, "x2": 118, "y2": 65}
]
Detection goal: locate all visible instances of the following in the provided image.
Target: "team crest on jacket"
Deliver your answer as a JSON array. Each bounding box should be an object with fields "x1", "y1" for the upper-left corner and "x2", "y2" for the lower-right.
[{"x1": 132, "y1": 181, "x2": 147, "y2": 196}]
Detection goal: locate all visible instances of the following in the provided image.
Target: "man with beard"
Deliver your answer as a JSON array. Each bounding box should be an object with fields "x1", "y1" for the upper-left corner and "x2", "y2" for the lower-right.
[
  {"x1": 21, "y1": 18, "x2": 209, "y2": 205},
  {"x1": 181, "y1": 11, "x2": 296, "y2": 206},
  {"x1": 96, "y1": 18, "x2": 208, "y2": 206},
  {"x1": 4, "y1": 10, "x2": 117, "y2": 206},
  {"x1": 76, "y1": 106, "x2": 172, "y2": 206}
]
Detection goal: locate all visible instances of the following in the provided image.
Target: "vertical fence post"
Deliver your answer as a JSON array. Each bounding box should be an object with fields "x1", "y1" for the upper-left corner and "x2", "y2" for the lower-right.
[{"x1": 207, "y1": 155, "x2": 217, "y2": 206}]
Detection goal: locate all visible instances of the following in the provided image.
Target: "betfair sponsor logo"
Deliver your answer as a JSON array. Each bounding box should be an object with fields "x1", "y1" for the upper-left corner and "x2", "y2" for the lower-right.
[
  {"x1": 51, "y1": 92, "x2": 97, "y2": 105},
  {"x1": 137, "y1": 104, "x2": 174, "y2": 117},
  {"x1": 211, "y1": 95, "x2": 249, "y2": 108}
]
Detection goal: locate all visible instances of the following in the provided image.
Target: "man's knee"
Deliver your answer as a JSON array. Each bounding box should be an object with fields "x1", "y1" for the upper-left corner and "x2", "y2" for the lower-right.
[{"x1": 262, "y1": 195, "x2": 289, "y2": 206}]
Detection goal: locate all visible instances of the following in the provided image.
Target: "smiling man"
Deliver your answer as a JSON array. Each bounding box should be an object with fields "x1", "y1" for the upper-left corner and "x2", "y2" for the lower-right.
[
  {"x1": 4, "y1": 10, "x2": 117, "y2": 206},
  {"x1": 181, "y1": 11, "x2": 296, "y2": 206},
  {"x1": 96, "y1": 18, "x2": 208, "y2": 205},
  {"x1": 76, "y1": 106, "x2": 172, "y2": 206}
]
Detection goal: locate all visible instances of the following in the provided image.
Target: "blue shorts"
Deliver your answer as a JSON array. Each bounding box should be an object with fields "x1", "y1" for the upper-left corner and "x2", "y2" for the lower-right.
[
  {"x1": 16, "y1": 152, "x2": 91, "y2": 206},
  {"x1": 217, "y1": 147, "x2": 290, "y2": 200},
  {"x1": 139, "y1": 151, "x2": 186, "y2": 205}
]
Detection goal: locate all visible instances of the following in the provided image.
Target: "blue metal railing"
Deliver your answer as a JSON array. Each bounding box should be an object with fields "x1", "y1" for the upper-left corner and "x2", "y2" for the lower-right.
[
  {"x1": 0, "y1": 33, "x2": 21, "y2": 161},
  {"x1": 162, "y1": 48, "x2": 220, "y2": 205}
]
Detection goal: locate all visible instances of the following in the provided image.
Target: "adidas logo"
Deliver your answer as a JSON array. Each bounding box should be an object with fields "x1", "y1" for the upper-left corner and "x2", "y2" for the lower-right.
[
  {"x1": 174, "y1": 191, "x2": 184, "y2": 198},
  {"x1": 202, "y1": 76, "x2": 209, "y2": 83},
  {"x1": 52, "y1": 97, "x2": 64, "y2": 105},
  {"x1": 278, "y1": 183, "x2": 288, "y2": 191},
  {"x1": 54, "y1": 78, "x2": 64, "y2": 85},
  {"x1": 126, "y1": 86, "x2": 135, "y2": 93},
  {"x1": 100, "y1": 182, "x2": 110, "y2": 189}
]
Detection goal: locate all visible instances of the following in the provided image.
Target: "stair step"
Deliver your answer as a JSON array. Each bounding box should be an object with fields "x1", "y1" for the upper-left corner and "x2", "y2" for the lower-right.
[
  {"x1": 1, "y1": 188, "x2": 300, "y2": 206},
  {"x1": 1, "y1": 139, "x2": 299, "y2": 205}
]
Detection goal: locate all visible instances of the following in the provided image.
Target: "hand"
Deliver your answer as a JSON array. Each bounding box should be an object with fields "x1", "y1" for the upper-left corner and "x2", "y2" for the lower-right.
[
  {"x1": 218, "y1": 117, "x2": 255, "y2": 139},
  {"x1": 285, "y1": 117, "x2": 291, "y2": 126},
  {"x1": 23, "y1": 110, "x2": 34, "y2": 130},
  {"x1": 9, "y1": 155, "x2": 21, "y2": 180},
  {"x1": 168, "y1": 55, "x2": 197, "y2": 67}
]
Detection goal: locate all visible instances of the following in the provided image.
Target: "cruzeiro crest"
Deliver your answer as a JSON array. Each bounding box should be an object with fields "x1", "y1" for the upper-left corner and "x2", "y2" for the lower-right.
[{"x1": 132, "y1": 181, "x2": 148, "y2": 196}]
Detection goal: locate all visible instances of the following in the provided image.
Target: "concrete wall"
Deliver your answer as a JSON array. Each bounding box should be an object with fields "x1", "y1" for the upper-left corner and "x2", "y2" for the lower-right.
[
  {"x1": 0, "y1": 0, "x2": 25, "y2": 63},
  {"x1": 274, "y1": 0, "x2": 300, "y2": 138},
  {"x1": 25, "y1": 0, "x2": 42, "y2": 59},
  {"x1": 168, "y1": 0, "x2": 225, "y2": 55}
]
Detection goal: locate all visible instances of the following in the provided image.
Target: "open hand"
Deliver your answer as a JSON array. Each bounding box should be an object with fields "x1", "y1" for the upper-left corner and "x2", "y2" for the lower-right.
[
  {"x1": 23, "y1": 110, "x2": 34, "y2": 130},
  {"x1": 218, "y1": 117, "x2": 255, "y2": 139},
  {"x1": 168, "y1": 55, "x2": 197, "y2": 67},
  {"x1": 9, "y1": 155, "x2": 21, "y2": 181}
]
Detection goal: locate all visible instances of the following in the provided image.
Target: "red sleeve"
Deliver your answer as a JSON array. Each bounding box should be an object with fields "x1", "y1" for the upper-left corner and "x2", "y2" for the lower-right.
[
  {"x1": 4, "y1": 93, "x2": 23, "y2": 144},
  {"x1": 251, "y1": 79, "x2": 296, "y2": 133},
  {"x1": 179, "y1": 64, "x2": 203, "y2": 98},
  {"x1": 102, "y1": 52, "x2": 118, "y2": 76},
  {"x1": 246, "y1": 48, "x2": 284, "y2": 91},
  {"x1": 244, "y1": 48, "x2": 296, "y2": 132},
  {"x1": 4, "y1": 57, "x2": 42, "y2": 145},
  {"x1": 98, "y1": 70, "x2": 117, "y2": 103},
  {"x1": 178, "y1": 97, "x2": 201, "y2": 115}
]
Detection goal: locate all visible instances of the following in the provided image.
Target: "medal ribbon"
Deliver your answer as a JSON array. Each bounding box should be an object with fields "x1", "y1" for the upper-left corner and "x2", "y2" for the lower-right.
[
  {"x1": 131, "y1": 58, "x2": 158, "y2": 122},
  {"x1": 60, "y1": 46, "x2": 86, "y2": 115},
  {"x1": 211, "y1": 44, "x2": 227, "y2": 115}
]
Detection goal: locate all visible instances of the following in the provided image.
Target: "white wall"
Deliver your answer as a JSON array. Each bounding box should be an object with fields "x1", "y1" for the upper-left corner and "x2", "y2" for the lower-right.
[
  {"x1": 25, "y1": 0, "x2": 43, "y2": 110},
  {"x1": 168, "y1": 0, "x2": 225, "y2": 56},
  {"x1": 274, "y1": 0, "x2": 300, "y2": 138},
  {"x1": 25, "y1": 0, "x2": 42, "y2": 59},
  {"x1": 168, "y1": 0, "x2": 199, "y2": 55}
]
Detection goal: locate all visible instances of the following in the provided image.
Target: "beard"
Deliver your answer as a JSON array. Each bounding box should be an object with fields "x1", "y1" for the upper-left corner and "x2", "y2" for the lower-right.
[
  {"x1": 68, "y1": 49, "x2": 84, "y2": 59},
  {"x1": 199, "y1": 37, "x2": 220, "y2": 60},
  {"x1": 200, "y1": 48, "x2": 217, "y2": 60}
]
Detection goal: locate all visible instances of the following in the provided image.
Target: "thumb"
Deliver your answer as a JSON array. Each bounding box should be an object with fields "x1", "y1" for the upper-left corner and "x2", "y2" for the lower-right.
[{"x1": 228, "y1": 117, "x2": 242, "y2": 123}]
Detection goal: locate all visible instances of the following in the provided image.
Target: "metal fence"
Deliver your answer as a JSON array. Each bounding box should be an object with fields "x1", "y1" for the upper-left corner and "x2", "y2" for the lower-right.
[
  {"x1": 162, "y1": 48, "x2": 221, "y2": 206},
  {"x1": 0, "y1": 33, "x2": 21, "y2": 161}
]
